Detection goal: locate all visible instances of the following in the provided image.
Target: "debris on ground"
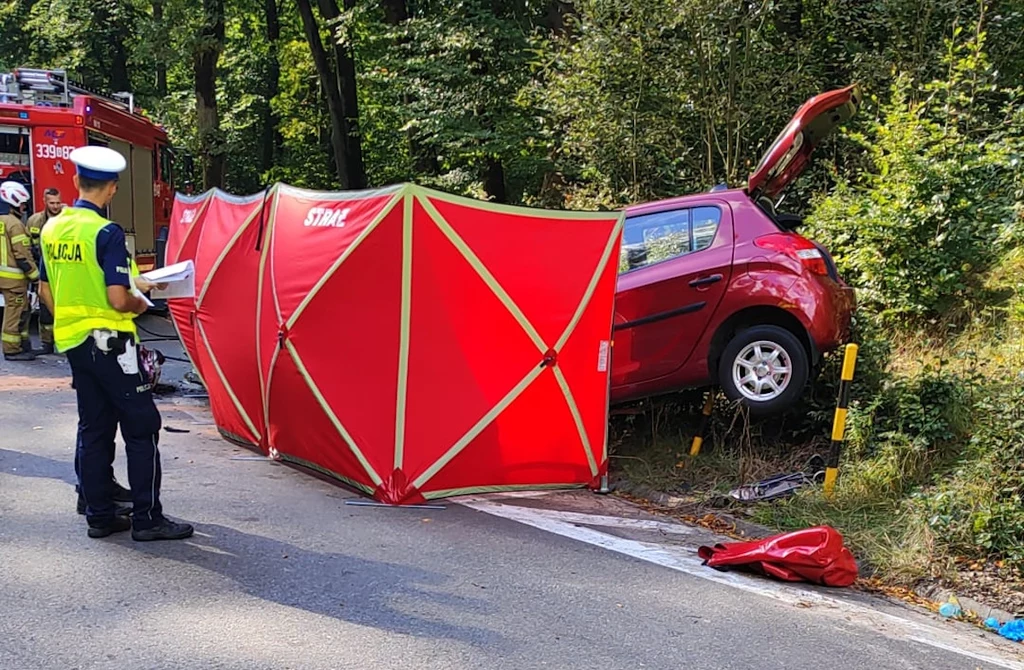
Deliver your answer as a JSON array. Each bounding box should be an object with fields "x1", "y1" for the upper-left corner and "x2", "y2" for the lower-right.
[
  {"x1": 698, "y1": 525, "x2": 858, "y2": 587},
  {"x1": 854, "y1": 579, "x2": 939, "y2": 611},
  {"x1": 728, "y1": 471, "x2": 816, "y2": 502},
  {"x1": 938, "y1": 594, "x2": 962, "y2": 618},
  {"x1": 942, "y1": 558, "x2": 1024, "y2": 618},
  {"x1": 727, "y1": 455, "x2": 826, "y2": 503},
  {"x1": 183, "y1": 368, "x2": 205, "y2": 388},
  {"x1": 998, "y1": 619, "x2": 1024, "y2": 642}
]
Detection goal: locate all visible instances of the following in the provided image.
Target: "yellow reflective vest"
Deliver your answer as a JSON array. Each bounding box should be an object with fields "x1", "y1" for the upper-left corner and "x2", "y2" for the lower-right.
[{"x1": 40, "y1": 207, "x2": 138, "y2": 352}]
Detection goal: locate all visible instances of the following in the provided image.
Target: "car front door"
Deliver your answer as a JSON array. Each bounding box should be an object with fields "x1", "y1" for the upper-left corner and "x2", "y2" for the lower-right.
[{"x1": 611, "y1": 202, "x2": 734, "y2": 392}]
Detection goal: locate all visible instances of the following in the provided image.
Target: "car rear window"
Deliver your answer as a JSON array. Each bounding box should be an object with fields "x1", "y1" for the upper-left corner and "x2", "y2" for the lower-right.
[{"x1": 620, "y1": 206, "x2": 722, "y2": 273}]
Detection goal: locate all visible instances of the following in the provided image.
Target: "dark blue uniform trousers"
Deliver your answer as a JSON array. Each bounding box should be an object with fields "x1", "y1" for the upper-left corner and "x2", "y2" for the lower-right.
[{"x1": 67, "y1": 339, "x2": 164, "y2": 530}]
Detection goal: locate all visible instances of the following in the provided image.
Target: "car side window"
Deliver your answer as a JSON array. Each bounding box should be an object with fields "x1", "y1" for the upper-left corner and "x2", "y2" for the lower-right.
[
  {"x1": 692, "y1": 207, "x2": 722, "y2": 252},
  {"x1": 620, "y1": 206, "x2": 722, "y2": 273}
]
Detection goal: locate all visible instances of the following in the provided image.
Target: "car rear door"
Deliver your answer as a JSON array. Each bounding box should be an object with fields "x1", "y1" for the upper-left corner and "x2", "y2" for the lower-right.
[{"x1": 612, "y1": 202, "x2": 734, "y2": 389}]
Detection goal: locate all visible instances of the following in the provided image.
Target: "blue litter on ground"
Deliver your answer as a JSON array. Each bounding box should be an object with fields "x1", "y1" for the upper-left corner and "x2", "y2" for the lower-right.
[
  {"x1": 984, "y1": 617, "x2": 1001, "y2": 630},
  {"x1": 998, "y1": 619, "x2": 1024, "y2": 642},
  {"x1": 938, "y1": 602, "x2": 961, "y2": 618}
]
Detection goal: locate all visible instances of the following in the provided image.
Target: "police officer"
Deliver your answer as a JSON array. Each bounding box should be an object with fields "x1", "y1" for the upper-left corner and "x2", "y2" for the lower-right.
[
  {"x1": 27, "y1": 183, "x2": 134, "y2": 516},
  {"x1": 27, "y1": 187, "x2": 64, "y2": 354},
  {"x1": 38, "y1": 146, "x2": 194, "y2": 541},
  {"x1": 0, "y1": 180, "x2": 39, "y2": 361}
]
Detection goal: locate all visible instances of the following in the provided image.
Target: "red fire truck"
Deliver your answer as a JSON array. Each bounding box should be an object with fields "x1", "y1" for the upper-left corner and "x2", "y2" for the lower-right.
[{"x1": 0, "y1": 68, "x2": 175, "y2": 272}]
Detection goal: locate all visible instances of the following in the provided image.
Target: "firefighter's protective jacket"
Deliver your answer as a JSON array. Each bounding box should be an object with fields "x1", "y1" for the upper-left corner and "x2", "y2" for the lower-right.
[
  {"x1": 0, "y1": 213, "x2": 39, "y2": 290},
  {"x1": 26, "y1": 210, "x2": 52, "y2": 258}
]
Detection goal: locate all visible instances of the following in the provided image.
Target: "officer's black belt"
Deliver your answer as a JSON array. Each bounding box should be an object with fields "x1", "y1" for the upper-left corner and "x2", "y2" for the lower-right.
[{"x1": 96, "y1": 332, "x2": 135, "y2": 355}]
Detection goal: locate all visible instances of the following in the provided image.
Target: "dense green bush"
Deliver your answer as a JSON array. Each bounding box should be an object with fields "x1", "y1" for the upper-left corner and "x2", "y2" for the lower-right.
[{"x1": 808, "y1": 53, "x2": 1022, "y2": 322}]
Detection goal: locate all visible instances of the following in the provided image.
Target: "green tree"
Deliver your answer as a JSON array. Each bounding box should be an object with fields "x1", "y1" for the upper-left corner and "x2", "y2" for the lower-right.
[
  {"x1": 195, "y1": 0, "x2": 227, "y2": 189},
  {"x1": 357, "y1": 0, "x2": 549, "y2": 201}
]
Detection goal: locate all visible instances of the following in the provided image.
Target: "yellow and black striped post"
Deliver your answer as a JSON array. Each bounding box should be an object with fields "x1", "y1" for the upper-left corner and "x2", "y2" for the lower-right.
[
  {"x1": 824, "y1": 344, "x2": 859, "y2": 498},
  {"x1": 689, "y1": 391, "x2": 716, "y2": 457}
]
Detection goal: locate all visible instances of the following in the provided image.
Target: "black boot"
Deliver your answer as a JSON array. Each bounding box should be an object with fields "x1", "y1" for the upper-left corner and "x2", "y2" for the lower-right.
[
  {"x1": 4, "y1": 351, "x2": 36, "y2": 361},
  {"x1": 112, "y1": 480, "x2": 133, "y2": 503},
  {"x1": 88, "y1": 516, "x2": 132, "y2": 539},
  {"x1": 132, "y1": 518, "x2": 195, "y2": 542},
  {"x1": 77, "y1": 487, "x2": 132, "y2": 516},
  {"x1": 39, "y1": 342, "x2": 55, "y2": 355}
]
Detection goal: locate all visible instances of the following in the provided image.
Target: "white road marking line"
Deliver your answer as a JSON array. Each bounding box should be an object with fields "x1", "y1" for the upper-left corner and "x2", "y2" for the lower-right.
[
  {"x1": 908, "y1": 637, "x2": 1023, "y2": 668},
  {"x1": 458, "y1": 499, "x2": 696, "y2": 535},
  {"x1": 462, "y1": 499, "x2": 1024, "y2": 670},
  {"x1": 477, "y1": 490, "x2": 559, "y2": 500}
]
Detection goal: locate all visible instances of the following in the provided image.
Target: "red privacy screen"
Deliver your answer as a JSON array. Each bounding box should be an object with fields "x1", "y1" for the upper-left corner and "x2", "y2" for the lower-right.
[
  {"x1": 191, "y1": 190, "x2": 269, "y2": 446},
  {"x1": 168, "y1": 183, "x2": 623, "y2": 504},
  {"x1": 165, "y1": 190, "x2": 214, "y2": 375}
]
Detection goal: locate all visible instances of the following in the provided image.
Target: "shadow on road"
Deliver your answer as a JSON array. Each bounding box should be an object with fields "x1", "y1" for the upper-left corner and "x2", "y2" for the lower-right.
[
  {"x1": 128, "y1": 522, "x2": 505, "y2": 649},
  {"x1": 2, "y1": 446, "x2": 505, "y2": 649},
  {"x1": 0, "y1": 447, "x2": 75, "y2": 485}
]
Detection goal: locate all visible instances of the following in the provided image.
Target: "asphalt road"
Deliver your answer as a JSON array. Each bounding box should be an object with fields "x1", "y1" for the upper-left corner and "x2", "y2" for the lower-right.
[{"x1": 1, "y1": 316, "x2": 1022, "y2": 670}]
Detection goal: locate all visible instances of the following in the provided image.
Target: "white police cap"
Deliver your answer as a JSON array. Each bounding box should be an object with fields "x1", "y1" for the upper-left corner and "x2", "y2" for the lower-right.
[{"x1": 69, "y1": 146, "x2": 127, "y2": 182}]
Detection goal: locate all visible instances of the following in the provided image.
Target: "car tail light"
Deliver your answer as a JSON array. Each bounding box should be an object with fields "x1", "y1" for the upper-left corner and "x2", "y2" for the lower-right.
[{"x1": 754, "y1": 233, "x2": 829, "y2": 276}]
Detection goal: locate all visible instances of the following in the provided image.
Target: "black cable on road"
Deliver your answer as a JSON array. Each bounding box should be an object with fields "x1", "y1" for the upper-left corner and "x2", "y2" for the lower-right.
[{"x1": 137, "y1": 320, "x2": 179, "y2": 339}]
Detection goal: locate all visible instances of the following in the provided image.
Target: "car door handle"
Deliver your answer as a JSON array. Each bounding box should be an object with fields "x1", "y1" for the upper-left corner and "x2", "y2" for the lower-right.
[{"x1": 689, "y1": 274, "x2": 723, "y2": 288}]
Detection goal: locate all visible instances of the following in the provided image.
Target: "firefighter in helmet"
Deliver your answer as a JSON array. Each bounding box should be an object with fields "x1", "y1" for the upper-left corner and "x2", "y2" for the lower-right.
[{"x1": 0, "y1": 180, "x2": 40, "y2": 361}]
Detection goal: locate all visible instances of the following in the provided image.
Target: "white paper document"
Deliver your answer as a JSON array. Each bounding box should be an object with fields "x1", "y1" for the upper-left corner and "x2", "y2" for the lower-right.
[
  {"x1": 141, "y1": 260, "x2": 196, "y2": 300},
  {"x1": 133, "y1": 289, "x2": 155, "y2": 308}
]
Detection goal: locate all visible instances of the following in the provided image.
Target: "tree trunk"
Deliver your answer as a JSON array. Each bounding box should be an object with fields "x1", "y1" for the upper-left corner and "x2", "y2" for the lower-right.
[
  {"x1": 110, "y1": 37, "x2": 131, "y2": 93},
  {"x1": 91, "y1": 1, "x2": 130, "y2": 92},
  {"x1": 381, "y1": 0, "x2": 408, "y2": 23},
  {"x1": 296, "y1": 0, "x2": 350, "y2": 187},
  {"x1": 316, "y1": 0, "x2": 366, "y2": 189},
  {"x1": 469, "y1": 37, "x2": 506, "y2": 202},
  {"x1": 153, "y1": 0, "x2": 167, "y2": 96},
  {"x1": 195, "y1": 0, "x2": 226, "y2": 189},
  {"x1": 319, "y1": 86, "x2": 334, "y2": 178},
  {"x1": 543, "y1": 0, "x2": 573, "y2": 35},
  {"x1": 382, "y1": 0, "x2": 439, "y2": 176},
  {"x1": 263, "y1": 0, "x2": 283, "y2": 173},
  {"x1": 773, "y1": 0, "x2": 803, "y2": 39},
  {"x1": 483, "y1": 157, "x2": 507, "y2": 203}
]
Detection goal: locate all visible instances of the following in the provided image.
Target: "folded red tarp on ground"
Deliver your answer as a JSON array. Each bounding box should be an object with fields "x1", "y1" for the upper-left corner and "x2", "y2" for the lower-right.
[
  {"x1": 698, "y1": 525, "x2": 859, "y2": 587},
  {"x1": 168, "y1": 183, "x2": 623, "y2": 505}
]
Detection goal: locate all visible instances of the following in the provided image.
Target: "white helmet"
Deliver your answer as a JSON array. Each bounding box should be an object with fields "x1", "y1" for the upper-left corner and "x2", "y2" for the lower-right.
[{"x1": 0, "y1": 181, "x2": 30, "y2": 208}]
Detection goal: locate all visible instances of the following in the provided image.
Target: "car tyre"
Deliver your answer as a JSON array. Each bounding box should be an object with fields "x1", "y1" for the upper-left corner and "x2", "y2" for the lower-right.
[{"x1": 718, "y1": 325, "x2": 809, "y2": 416}]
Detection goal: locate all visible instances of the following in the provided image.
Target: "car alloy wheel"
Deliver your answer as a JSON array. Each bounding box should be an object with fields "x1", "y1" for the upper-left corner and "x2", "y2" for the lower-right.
[{"x1": 731, "y1": 340, "x2": 792, "y2": 402}]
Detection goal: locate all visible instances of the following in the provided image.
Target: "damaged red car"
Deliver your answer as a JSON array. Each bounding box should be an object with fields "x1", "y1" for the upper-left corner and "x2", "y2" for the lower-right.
[{"x1": 610, "y1": 86, "x2": 860, "y2": 415}]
